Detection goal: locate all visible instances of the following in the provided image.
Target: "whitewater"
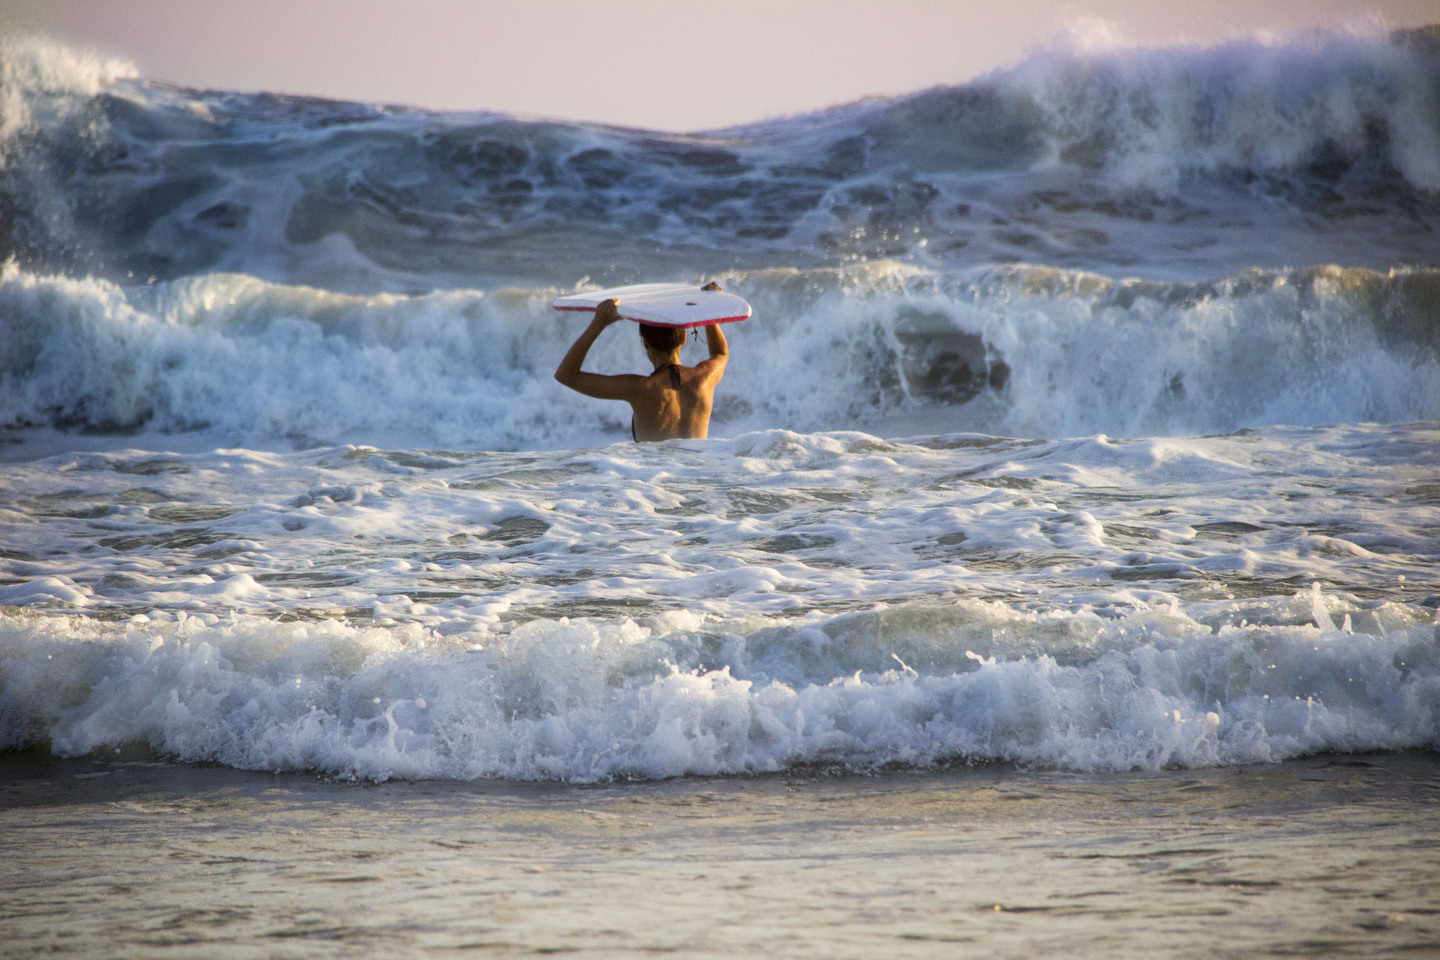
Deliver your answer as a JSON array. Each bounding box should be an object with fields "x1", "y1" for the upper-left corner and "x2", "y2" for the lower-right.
[{"x1": 0, "y1": 27, "x2": 1437, "y2": 786}]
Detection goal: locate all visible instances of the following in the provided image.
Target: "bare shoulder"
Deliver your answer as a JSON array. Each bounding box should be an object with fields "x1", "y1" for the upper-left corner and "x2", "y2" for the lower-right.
[{"x1": 691, "y1": 354, "x2": 727, "y2": 384}]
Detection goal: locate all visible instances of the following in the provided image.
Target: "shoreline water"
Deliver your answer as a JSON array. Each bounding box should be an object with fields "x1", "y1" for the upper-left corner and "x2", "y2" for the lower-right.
[{"x1": 2, "y1": 750, "x2": 1437, "y2": 958}]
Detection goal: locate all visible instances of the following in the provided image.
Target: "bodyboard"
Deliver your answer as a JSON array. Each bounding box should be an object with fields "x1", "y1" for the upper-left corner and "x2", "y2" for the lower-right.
[{"x1": 552, "y1": 283, "x2": 751, "y2": 329}]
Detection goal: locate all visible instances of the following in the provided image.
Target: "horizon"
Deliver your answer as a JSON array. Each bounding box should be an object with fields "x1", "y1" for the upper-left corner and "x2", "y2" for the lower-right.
[{"x1": 2, "y1": 0, "x2": 1437, "y2": 131}]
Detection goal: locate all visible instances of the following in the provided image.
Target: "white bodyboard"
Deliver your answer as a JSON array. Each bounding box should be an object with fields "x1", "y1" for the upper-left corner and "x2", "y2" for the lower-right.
[{"x1": 552, "y1": 283, "x2": 751, "y2": 329}]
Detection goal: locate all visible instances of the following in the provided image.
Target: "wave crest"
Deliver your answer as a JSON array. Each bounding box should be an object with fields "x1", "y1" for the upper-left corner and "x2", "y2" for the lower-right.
[{"x1": 996, "y1": 22, "x2": 1440, "y2": 191}]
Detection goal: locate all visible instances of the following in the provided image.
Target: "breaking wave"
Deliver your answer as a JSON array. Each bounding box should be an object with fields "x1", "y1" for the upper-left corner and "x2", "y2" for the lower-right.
[
  {"x1": 3, "y1": 260, "x2": 1437, "y2": 447},
  {"x1": 2, "y1": 595, "x2": 1435, "y2": 781}
]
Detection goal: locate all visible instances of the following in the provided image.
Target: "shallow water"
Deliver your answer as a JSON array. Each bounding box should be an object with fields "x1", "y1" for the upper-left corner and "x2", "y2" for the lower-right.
[{"x1": 2, "y1": 751, "x2": 1437, "y2": 958}]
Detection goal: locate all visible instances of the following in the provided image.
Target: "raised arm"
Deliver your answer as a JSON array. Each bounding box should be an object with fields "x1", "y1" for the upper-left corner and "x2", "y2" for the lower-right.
[
  {"x1": 554, "y1": 299, "x2": 647, "y2": 400},
  {"x1": 706, "y1": 322, "x2": 728, "y2": 361},
  {"x1": 695, "y1": 281, "x2": 730, "y2": 381},
  {"x1": 693, "y1": 321, "x2": 728, "y2": 384}
]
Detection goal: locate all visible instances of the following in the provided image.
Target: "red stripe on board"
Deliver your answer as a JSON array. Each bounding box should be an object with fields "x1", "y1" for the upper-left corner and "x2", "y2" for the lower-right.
[{"x1": 551, "y1": 305, "x2": 749, "y2": 328}]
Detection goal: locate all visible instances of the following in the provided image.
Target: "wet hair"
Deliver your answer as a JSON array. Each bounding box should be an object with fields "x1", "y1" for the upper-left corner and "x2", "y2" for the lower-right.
[{"x1": 639, "y1": 323, "x2": 685, "y2": 354}]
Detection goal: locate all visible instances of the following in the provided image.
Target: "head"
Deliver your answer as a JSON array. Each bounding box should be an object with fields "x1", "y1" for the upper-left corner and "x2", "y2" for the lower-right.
[{"x1": 639, "y1": 323, "x2": 685, "y2": 365}]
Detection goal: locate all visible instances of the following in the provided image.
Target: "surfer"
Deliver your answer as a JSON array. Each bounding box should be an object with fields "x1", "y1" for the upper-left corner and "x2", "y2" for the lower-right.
[{"x1": 554, "y1": 284, "x2": 729, "y2": 441}]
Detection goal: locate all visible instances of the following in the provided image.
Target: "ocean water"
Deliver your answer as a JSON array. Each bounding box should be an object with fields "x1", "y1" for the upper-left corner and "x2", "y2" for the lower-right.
[{"x1": 1, "y1": 25, "x2": 1439, "y2": 957}]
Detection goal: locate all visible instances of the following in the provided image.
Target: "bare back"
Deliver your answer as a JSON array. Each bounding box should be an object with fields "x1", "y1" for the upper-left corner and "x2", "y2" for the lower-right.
[
  {"x1": 553, "y1": 298, "x2": 729, "y2": 442},
  {"x1": 631, "y1": 360, "x2": 723, "y2": 441}
]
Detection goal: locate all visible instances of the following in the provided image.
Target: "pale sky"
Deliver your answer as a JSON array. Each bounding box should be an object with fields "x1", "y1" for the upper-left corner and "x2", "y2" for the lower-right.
[{"x1": 2, "y1": 0, "x2": 1437, "y2": 130}]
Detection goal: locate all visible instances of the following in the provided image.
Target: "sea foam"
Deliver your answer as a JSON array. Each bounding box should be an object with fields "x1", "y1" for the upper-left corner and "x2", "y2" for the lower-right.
[{"x1": 1, "y1": 600, "x2": 1434, "y2": 781}]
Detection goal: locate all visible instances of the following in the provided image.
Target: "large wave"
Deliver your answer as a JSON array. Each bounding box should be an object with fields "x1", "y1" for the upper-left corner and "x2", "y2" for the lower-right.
[{"x1": 1, "y1": 28, "x2": 1438, "y2": 291}]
